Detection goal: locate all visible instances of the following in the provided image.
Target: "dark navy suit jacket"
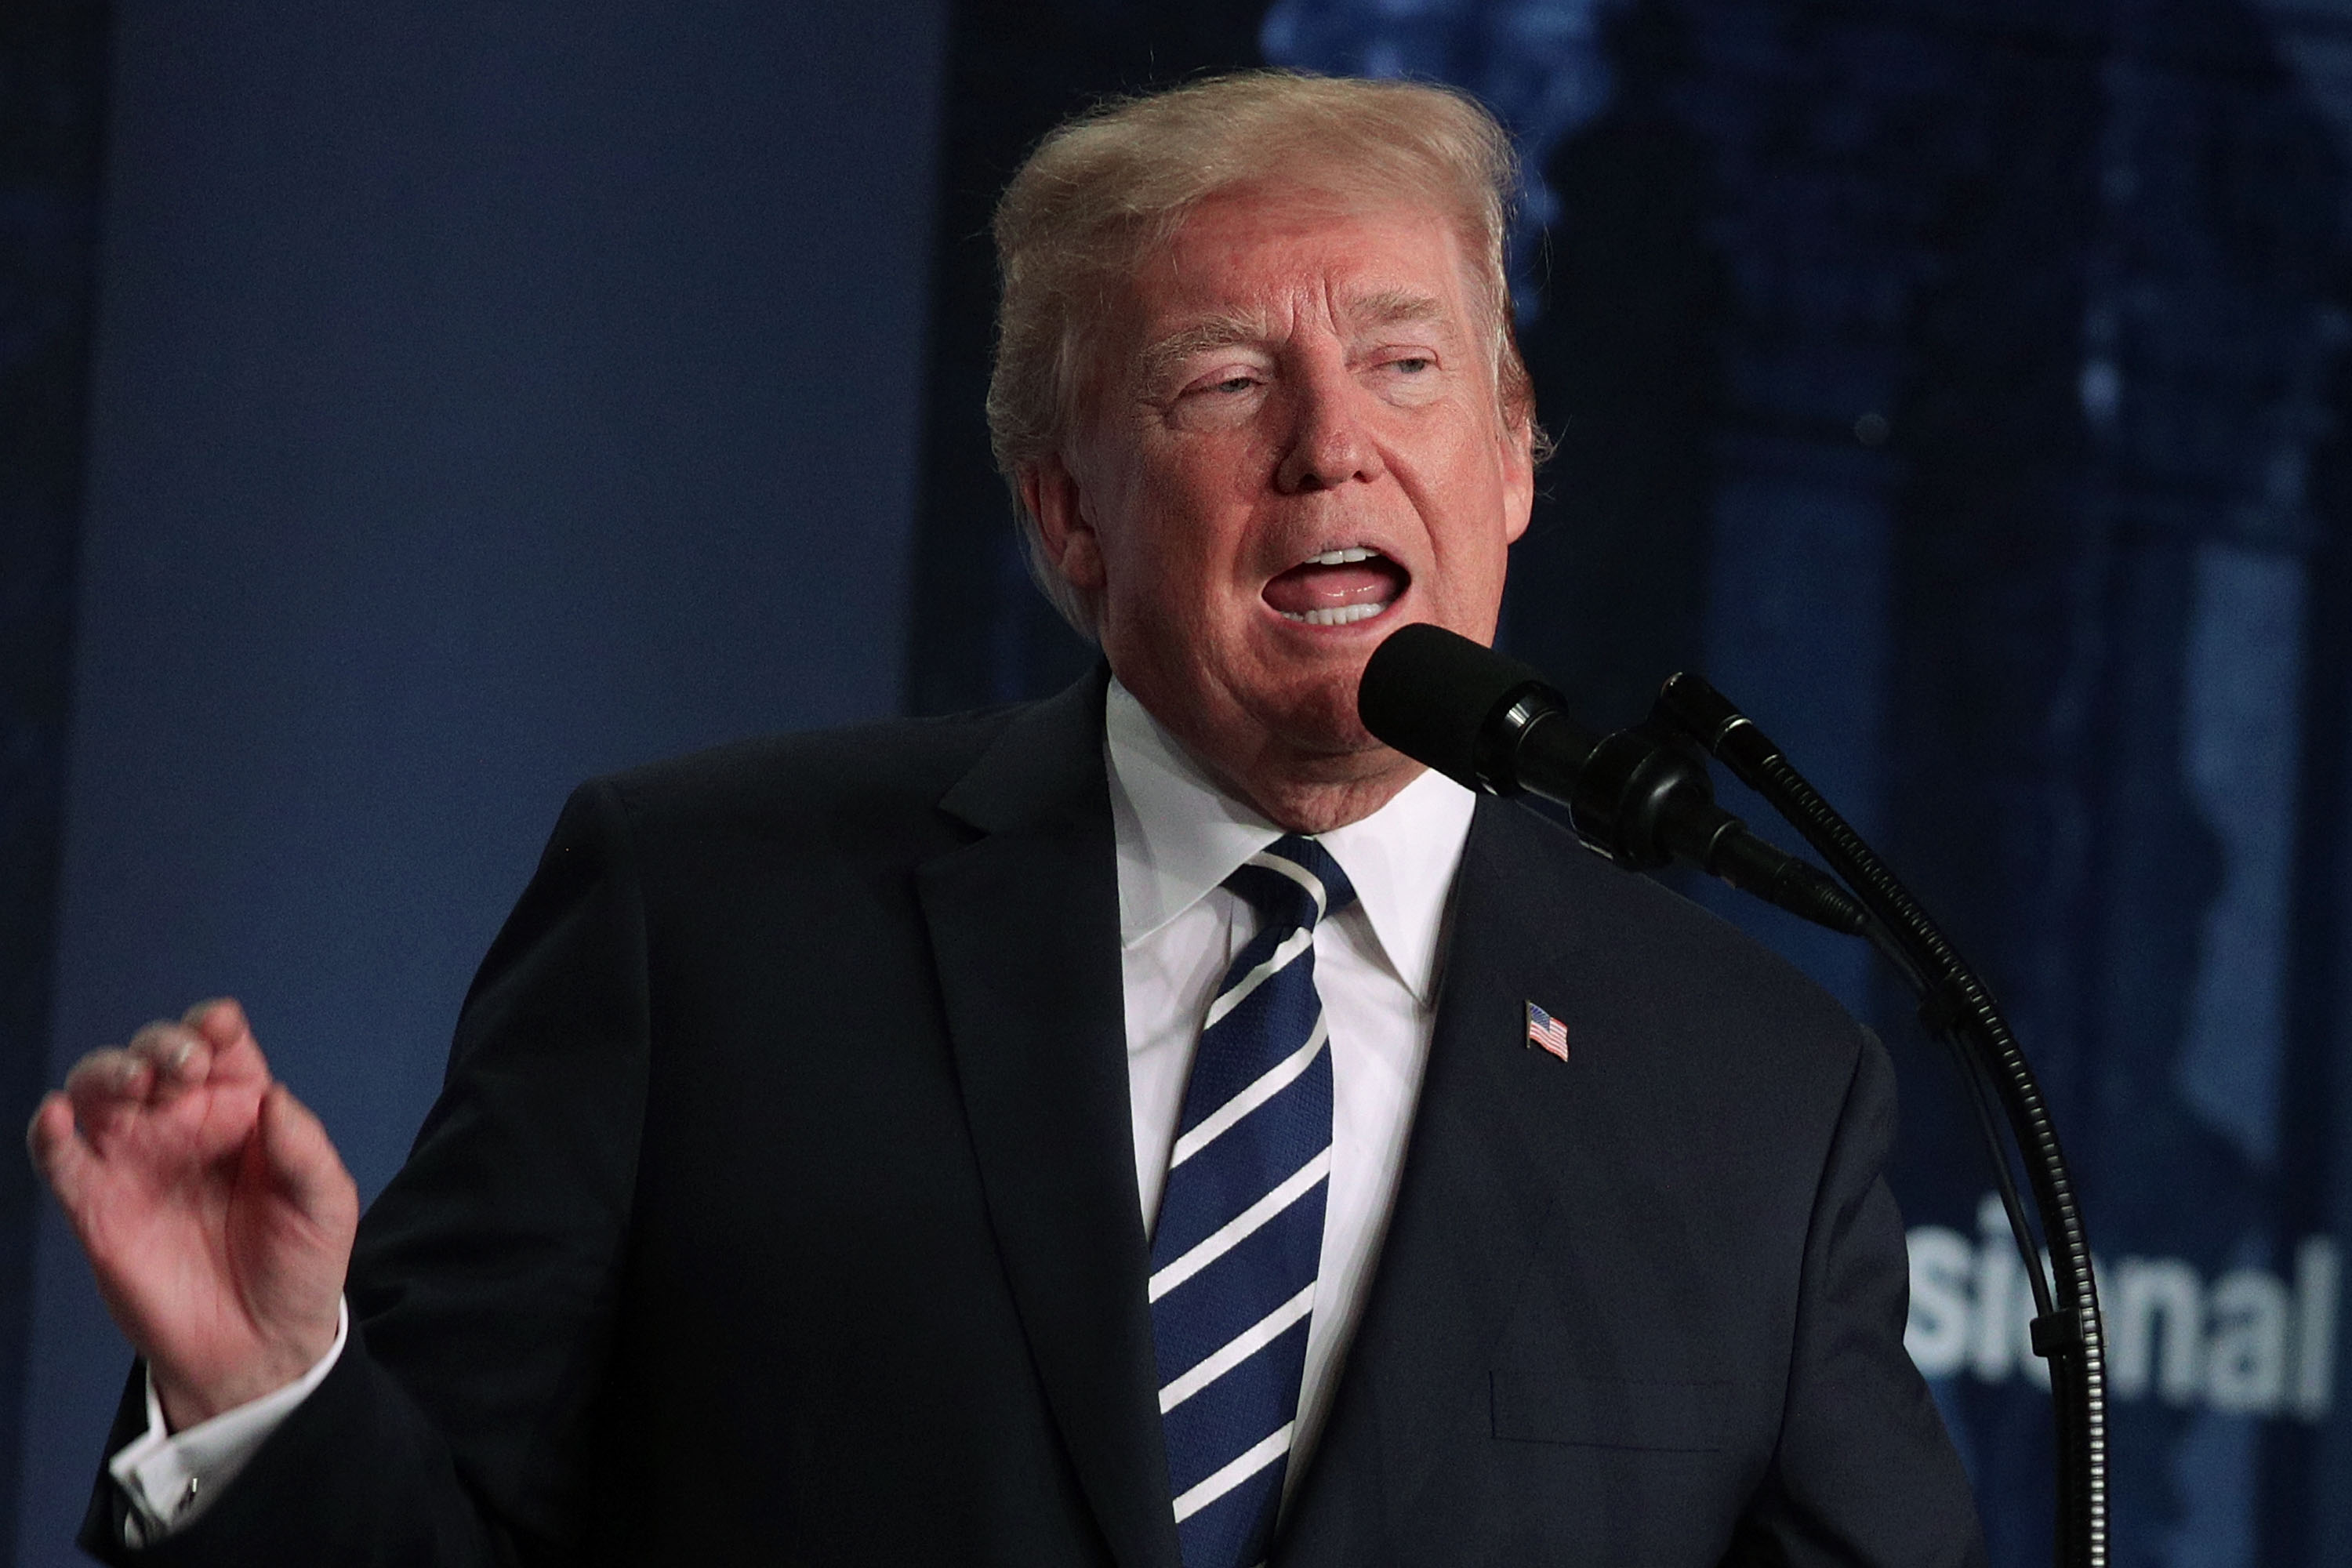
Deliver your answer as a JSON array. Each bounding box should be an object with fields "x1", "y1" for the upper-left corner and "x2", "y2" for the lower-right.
[{"x1": 85, "y1": 670, "x2": 1984, "y2": 1566}]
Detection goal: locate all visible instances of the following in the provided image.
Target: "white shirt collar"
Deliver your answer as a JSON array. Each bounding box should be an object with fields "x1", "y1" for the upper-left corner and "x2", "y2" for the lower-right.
[{"x1": 1104, "y1": 677, "x2": 1475, "y2": 1005}]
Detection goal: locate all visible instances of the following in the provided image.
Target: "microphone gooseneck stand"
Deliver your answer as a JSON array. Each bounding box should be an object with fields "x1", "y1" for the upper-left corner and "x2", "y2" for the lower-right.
[
  {"x1": 1651, "y1": 673, "x2": 2106, "y2": 1568},
  {"x1": 1356, "y1": 625, "x2": 2107, "y2": 1568}
]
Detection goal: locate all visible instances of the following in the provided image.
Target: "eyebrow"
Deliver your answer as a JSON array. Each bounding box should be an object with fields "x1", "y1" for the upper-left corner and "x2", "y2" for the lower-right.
[
  {"x1": 1135, "y1": 289, "x2": 1457, "y2": 386},
  {"x1": 1348, "y1": 288, "x2": 1451, "y2": 332},
  {"x1": 1138, "y1": 312, "x2": 1277, "y2": 385}
]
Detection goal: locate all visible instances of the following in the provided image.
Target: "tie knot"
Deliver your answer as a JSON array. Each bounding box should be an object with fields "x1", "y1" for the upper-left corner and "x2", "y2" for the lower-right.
[{"x1": 1224, "y1": 834, "x2": 1356, "y2": 932}]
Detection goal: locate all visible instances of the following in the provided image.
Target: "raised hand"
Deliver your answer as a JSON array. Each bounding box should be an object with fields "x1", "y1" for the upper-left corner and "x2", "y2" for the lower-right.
[{"x1": 27, "y1": 999, "x2": 357, "y2": 1430}]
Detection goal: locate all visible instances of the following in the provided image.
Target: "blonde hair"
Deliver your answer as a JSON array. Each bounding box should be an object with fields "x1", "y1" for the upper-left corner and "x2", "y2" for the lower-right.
[{"x1": 987, "y1": 70, "x2": 1541, "y2": 633}]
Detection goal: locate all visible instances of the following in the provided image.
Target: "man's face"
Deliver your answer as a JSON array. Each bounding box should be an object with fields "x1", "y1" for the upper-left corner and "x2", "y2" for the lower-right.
[{"x1": 1027, "y1": 183, "x2": 1535, "y2": 822}]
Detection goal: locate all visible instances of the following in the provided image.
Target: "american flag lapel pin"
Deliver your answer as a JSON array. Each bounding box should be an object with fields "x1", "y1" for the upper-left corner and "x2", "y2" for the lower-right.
[{"x1": 1525, "y1": 1000, "x2": 1570, "y2": 1062}]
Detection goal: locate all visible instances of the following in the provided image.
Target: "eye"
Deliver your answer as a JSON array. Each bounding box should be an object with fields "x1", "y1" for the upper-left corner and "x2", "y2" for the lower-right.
[
  {"x1": 1172, "y1": 364, "x2": 1264, "y2": 402},
  {"x1": 1368, "y1": 351, "x2": 1444, "y2": 404}
]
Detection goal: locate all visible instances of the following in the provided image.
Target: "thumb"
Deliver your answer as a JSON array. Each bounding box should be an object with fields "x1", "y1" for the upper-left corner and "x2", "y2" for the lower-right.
[
  {"x1": 26, "y1": 1093, "x2": 98, "y2": 1214},
  {"x1": 255, "y1": 1083, "x2": 357, "y2": 1232}
]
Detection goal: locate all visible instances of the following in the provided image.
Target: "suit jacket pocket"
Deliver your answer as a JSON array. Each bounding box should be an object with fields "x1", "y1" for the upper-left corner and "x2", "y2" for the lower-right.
[{"x1": 1490, "y1": 1371, "x2": 1732, "y2": 1452}]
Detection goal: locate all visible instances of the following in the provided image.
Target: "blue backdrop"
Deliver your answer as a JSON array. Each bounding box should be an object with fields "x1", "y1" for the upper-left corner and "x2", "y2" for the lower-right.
[
  {"x1": 6, "y1": 3, "x2": 946, "y2": 1563},
  {"x1": 9, "y1": 1, "x2": 2352, "y2": 1564}
]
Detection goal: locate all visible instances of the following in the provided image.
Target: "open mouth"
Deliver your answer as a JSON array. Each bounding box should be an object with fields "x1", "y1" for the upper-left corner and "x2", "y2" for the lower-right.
[{"x1": 1262, "y1": 546, "x2": 1410, "y2": 627}]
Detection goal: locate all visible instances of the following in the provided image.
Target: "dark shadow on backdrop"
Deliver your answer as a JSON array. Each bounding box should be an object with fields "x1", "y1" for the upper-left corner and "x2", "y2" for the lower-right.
[
  {"x1": 0, "y1": 1, "x2": 108, "y2": 1556},
  {"x1": 905, "y1": 0, "x2": 1273, "y2": 715},
  {"x1": 1505, "y1": 0, "x2": 1725, "y2": 735}
]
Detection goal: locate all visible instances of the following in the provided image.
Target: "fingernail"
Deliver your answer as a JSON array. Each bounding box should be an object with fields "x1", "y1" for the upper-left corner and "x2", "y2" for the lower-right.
[{"x1": 164, "y1": 1037, "x2": 197, "y2": 1073}]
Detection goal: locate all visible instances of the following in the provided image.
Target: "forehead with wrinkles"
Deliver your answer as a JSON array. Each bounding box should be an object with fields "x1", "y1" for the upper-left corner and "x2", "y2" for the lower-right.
[{"x1": 1102, "y1": 195, "x2": 1488, "y2": 411}]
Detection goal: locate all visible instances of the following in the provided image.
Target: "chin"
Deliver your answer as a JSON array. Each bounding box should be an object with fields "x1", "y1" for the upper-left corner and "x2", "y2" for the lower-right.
[{"x1": 1250, "y1": 671, "x2": 1381, "y2": 761}]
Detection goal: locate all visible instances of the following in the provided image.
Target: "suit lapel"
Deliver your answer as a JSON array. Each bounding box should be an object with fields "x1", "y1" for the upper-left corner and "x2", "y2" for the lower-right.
[
  {"x1": 1277, "y1": 797, "x2": 1604, "y2": 1563},
  {"x1": 916, "y1": 670, "x2": 1183, "y2": 1568}
]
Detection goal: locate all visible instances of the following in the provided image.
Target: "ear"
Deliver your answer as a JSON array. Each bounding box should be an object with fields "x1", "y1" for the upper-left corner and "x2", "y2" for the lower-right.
[
  {"x1": 1499, "y1": 414, "x2": 1536, "y2": 546},
  {"x1": 1022, "y1": 455, "x2": 1105, "y2": 595}
]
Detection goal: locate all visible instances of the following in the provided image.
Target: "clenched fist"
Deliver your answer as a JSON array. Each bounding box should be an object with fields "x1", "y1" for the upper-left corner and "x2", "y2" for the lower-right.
[{"x1": 27, "y1": 999, "x2": 357, "y2": 1430}]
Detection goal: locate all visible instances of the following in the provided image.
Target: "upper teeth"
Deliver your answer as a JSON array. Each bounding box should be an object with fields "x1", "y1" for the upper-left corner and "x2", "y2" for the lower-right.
[{"x1": 1306, "y1": 547, "x2": 1377, "y2": 565}]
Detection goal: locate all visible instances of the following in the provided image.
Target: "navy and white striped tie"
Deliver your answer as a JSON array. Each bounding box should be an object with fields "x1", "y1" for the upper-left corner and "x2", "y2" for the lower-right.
[{"x1": 1149, "y1": 834, "x2": 1354, "y2": 1568}]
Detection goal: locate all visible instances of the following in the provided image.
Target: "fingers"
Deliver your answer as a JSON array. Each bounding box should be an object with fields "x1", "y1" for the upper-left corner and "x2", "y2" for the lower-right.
[
  {"x1": 127, "y1": 1019, "x2": 212, "y2": 1090},
  {"x1": 49, "y1": 1000, "x2": 270, "y2": 1161},
  {"x1": 59, "y1": 999, "x2": 265, "y2": 1112},
  {"x1": 62, "y1": 1047, "x2": 153, "y2": 1130},
  {"x1": 183, "y1": 997, "x2": 270, "y2": 1083},
  {"x1": 256, "y1": 1083, "x2": 358, "y2": 1229},
  {"x1": 25, "y1": 1092, "x2": 97, "y2": 1207},
  {"x1": 71, "y1": 1018, "x2": 218, "y2": 1123}
]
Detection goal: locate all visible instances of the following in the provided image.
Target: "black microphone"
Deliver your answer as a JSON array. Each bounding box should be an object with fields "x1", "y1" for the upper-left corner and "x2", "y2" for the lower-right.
[{"x1": 1358, "y1": 622, "x2": 1867, "y2": 935}]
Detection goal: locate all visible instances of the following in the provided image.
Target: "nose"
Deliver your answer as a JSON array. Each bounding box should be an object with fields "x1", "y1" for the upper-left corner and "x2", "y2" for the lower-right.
[{"x1": 1273, "y1": 360, "x2": 1382, "y2": 495}]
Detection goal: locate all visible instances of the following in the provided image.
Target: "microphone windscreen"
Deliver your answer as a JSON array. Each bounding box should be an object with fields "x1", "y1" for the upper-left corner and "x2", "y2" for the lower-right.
[{"x1": 1358, "y1": 622, "x2": 1553, "y2": 789}]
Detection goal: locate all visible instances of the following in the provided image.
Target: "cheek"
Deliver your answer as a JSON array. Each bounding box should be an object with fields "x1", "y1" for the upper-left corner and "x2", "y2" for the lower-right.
[
  {"x1": 1112, "y1": 456, "x2": 1262, "y2": 588},
  {"x1": 1422, "y1": 442, "x2": 1511, "y2": 542},
  {"x1": 1094, "y1": 507, "x2": 1223, "y2": 644}
]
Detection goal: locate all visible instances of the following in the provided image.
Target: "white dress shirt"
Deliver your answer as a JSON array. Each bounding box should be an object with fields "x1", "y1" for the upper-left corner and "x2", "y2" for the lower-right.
[
  {"x1": 1105, "y1": 677, "x2": 1475, "y2": 1480},
  {"x1": 115, "y1": 678, "x2": 1477, "y2": 1537}
]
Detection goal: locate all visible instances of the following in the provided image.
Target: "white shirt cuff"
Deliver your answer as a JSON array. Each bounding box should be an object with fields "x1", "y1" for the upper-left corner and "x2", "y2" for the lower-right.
[{"x1": 107, "y1": 1298, "x2": 350, "y2": 1547}]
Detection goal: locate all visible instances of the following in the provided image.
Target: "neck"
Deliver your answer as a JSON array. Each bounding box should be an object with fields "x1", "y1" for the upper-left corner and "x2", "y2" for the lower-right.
[
  {"x1": 1232, "y1": 765, "x2": 1418, "y2": 833},
  {"x1": 1171, "y1": 726, "x2": 1425, "y2": 833},
  {"x1": 1109, "y1": 671, "x2": 1427, "y2": 833}
]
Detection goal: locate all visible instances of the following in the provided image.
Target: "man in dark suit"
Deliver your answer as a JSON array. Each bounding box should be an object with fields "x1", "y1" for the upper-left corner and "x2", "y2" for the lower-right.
[{"x1": 34, "y1": 72, "x2": 1984, "y2": 1565}]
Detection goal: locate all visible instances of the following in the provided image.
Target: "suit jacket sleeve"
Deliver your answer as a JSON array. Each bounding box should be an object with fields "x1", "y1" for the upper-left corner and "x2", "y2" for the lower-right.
[
  {"x1": 79, "y1": 776, "x2": 654, "y2": 1567},
  {"x1": 1726, "y1": 1029, "x2": 1987, "y2": 1566}
]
